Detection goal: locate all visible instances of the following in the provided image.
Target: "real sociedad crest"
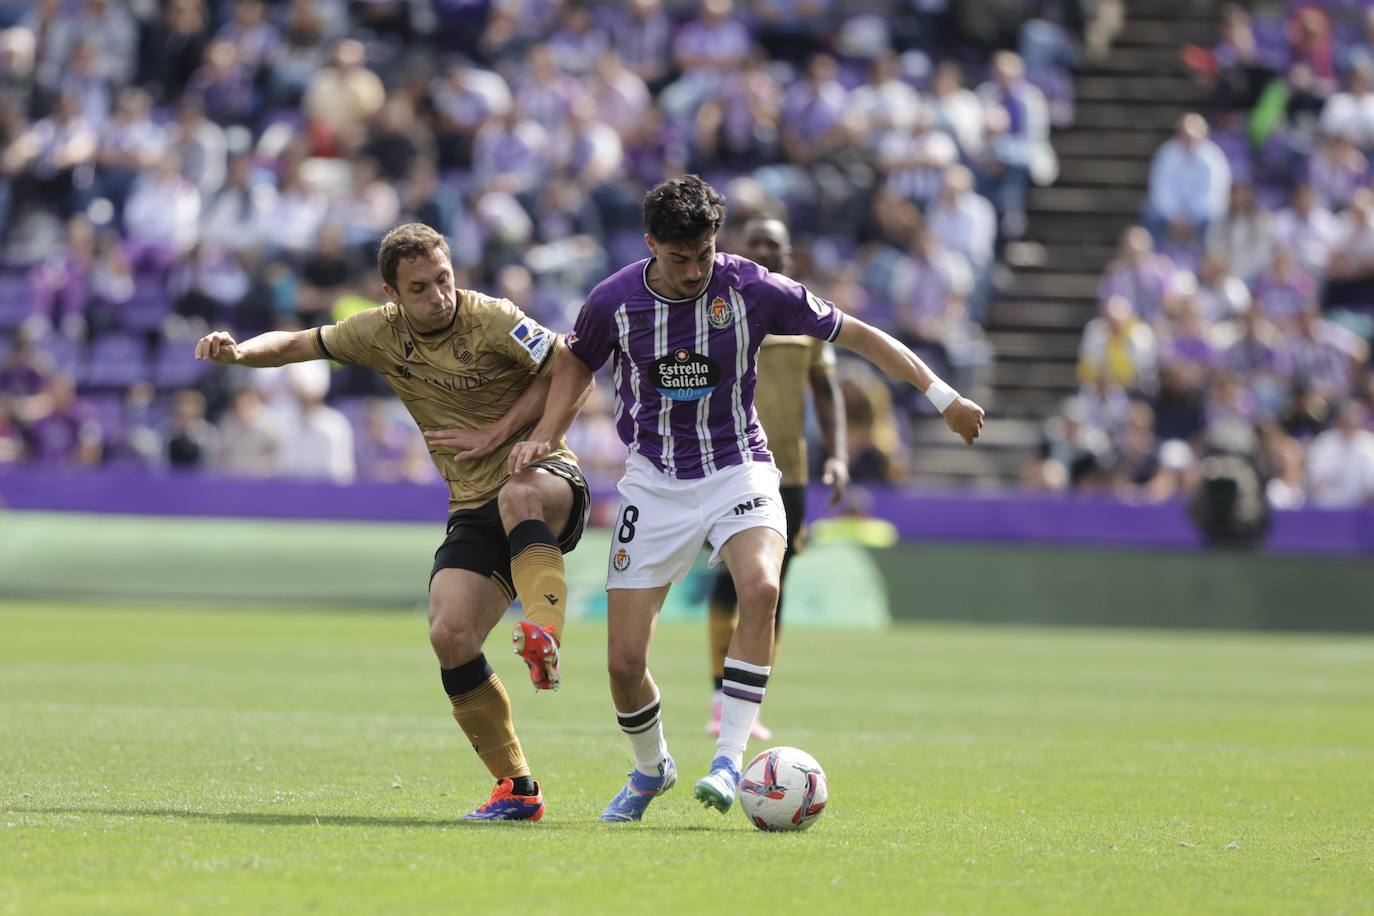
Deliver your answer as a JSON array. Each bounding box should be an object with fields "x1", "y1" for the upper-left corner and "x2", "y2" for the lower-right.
[{"x1": 707, "y1": 295, "x2": 734, "y2": 329}]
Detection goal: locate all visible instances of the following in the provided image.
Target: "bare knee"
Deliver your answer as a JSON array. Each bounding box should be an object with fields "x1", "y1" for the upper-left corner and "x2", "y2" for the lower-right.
[
  {"x1": 498, "y1": 475, "x2": 543, "y2": 528},
  {"x1": 428, "y1": 606, "x2": 483, "y2": 668},
  {"x1": 736, "y1": 576, "x2": 780, "y2": 619},
  {"x1": 607, "y1": 650, "x2": 648, "y2": 691}
]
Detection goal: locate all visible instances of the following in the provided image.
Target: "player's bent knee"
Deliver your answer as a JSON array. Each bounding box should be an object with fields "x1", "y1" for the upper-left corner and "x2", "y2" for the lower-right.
[
  {"x1": 737, "y1": 577, "x2": 781, "y2": 617},
  {"x1": 606, "y1": 651, "x2": 648, "y2": 689},
  {"x1": 497, "y1": 476, "x2": 541, "y2": 524},
  {"x1": 428, "y1": 615, "x2": 482, "y2": 667}
]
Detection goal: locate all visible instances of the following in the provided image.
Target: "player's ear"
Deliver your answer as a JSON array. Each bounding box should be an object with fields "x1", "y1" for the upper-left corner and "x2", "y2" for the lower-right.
[
  {"x1": 382, "y1": 283, "x2": 399, "y2": 305},
  {"x1": 644, "y1": 234, "x2": 657, "y2": 257}
]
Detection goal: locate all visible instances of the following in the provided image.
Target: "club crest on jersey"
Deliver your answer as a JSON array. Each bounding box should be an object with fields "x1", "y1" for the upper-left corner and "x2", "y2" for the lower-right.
[
  {"x1": 510, "y1": 318, "x2": 552, "y2": 363},
  {"x1": 651, "y1": 348, "x2": 721, "y2": 401},
  {"x1": 453, "y1": 337, "x2": 474, "y2": 365},
  {"x1": 612, "y1": 549, "x2": 631, "y2": 572},
  {"x1": 707, "y1": 295, "x2": 734, "y2": 329}
]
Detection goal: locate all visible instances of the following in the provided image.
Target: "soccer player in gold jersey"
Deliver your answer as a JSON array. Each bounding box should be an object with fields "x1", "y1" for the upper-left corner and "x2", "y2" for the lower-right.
[
  {"x1": 194, "y1": 223, "x2": 586, "y2": 821},
  {"x1": 705, "y1": 217, "x2": 849, "y2": 741}
]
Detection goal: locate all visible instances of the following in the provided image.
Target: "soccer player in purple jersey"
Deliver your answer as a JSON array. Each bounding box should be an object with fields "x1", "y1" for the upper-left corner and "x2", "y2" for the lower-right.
[{"x1": 510, "y1": 175, "x2": 985, "y2": 822}]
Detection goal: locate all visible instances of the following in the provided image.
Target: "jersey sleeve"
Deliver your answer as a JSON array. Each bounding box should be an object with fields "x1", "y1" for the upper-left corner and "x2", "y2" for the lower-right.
[
  {"x1": 487, "y1": 297, "x2": 560, "y2": 376},
  {"x1": 754, "y1": 267, "x2": 844, "y2": 342},
  {"x1": 566, "y1": 293, "x2": 617, "y2": 372},
  {"x1": 315, "y1": 308, "x2": 384, "y2": 368}
]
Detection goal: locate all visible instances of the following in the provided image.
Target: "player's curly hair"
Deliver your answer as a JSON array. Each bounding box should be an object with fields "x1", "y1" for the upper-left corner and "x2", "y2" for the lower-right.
[
  {"x1": 642, "y1": 175, "x2": 726, "y2": 243},
  {"x1": 378, "y1": 223, "x2": 452, "y2": 289}
]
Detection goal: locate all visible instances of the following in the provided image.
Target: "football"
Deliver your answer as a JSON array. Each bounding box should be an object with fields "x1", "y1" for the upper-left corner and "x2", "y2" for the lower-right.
[{"x1": 739, "y1": 746, "x2": 829, "y2": 832}]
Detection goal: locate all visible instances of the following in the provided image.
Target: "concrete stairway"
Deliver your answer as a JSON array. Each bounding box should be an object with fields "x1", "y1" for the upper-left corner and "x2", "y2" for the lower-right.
[{"x1": 903, "y1": 0, "x2": 1220, "y2": 488}]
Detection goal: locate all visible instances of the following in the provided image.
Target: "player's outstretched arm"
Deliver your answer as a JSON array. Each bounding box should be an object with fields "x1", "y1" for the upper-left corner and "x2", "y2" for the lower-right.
[
  {"x1": 508, "y1": 350, "x2": 595, "y2": 474},
  {"x1": 193, "y1": 330, "x2": 320, "y2": 368},
  {"x1": 424, "y1": 372, "x2": 553, "y2": 461},
  {"x1": 834, "y1": 314, "x2": 985, "y2": 445},
  {"x1": 809, "y1": 364, "x2": 849, "y2": 505}
]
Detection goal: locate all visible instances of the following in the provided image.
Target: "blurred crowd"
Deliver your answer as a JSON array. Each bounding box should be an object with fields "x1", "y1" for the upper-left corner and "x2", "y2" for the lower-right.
[
  {"x1": 1027, "y1": 1, "x2": 1374, "y2": 512},
  {"x1": 0, "y1": 0, "x2": 1103, "y2": 486}
]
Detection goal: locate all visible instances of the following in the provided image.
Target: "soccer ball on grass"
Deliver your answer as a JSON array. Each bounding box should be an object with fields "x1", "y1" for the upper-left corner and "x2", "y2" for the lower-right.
[{"x1": 739, "y1": 746, "x2": 828, "y2": 832}]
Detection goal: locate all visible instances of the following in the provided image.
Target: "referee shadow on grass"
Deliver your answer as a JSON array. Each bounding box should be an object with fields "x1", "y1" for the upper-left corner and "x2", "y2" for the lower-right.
[{"x1": 6, "y1": 805, "x2": 572, "y2": 829}]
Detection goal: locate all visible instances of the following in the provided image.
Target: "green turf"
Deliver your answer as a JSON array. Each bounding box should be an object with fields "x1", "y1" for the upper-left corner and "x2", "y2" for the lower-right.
[{"x1": 1, "y1": 603, "x2": 1371, "y2": 915}]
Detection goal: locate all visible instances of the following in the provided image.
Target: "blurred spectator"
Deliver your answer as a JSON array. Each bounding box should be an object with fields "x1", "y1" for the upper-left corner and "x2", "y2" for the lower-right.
[
  {"x1": 1222, "y1": 307, "x2": 1289, "y2": 415},
  {"x1": 931, "y1": 61, "x2": 986, "y2": 160},
  {"x1": 23, "y1": 374, "x2": 101, "y2": 466},
  {"x1": 0, "y1": 392, "x2": 21, "y2": 463},
  {"x1": 124, "y1": 152, "x2": 201, "y2": 271},
  {"x1": 1319, "y1": 60, "x2": 1374, "y2": 148},
  {"x1": 169, "y1": 96, "x2": 227, "y2": 199},
  {"x1": 978, "y1": 51, "x2": 1055, "y2": 238},
  {"x1": 137, "y1": 0, "x2": 211, "y2": 104},
  {"x1": 779, "y1": 53, "x2": 852, "y2": 168},
  {"x1": 927, "y1": 166, "x2": 996, "y2": 284},
  {"x1": 267, "y1": 0, "x2": 331, "y2": 109},
  {"x1": 839, "y1": 366, "x2": 907, "y2": 484},
  {"x1": 1306, "y1": 131, "x2": 1366, "y2": 211},
  {"x1": 431, "y1": 56, "x2": 512, "y2": 171},
  {"x1": 879, "y1": 106, "x2": 956, "y2": 208},
  {"x1": 201, "y1": 153, "x2": 276, "y2": 254},
  {"x1": 1250, "y1": 247, "x2": 1315, "y2": 330},
  {"x1": 1078, "y1": 294, "x2": 1158, "y2": 393},
  {"x1": 1147, "y1": 113, "x2": 1232, "y2": 237},
  {"x1": 297, "y1": 225, "x2": 355, "y2": 318},
  {"x1": 38, "y1": 0, "x2": 137, "y2": 91},
  {"x1": 186, "y1": 39, "x2": 257, "y2": 127},
  {"x1": 1284, "y1": 306, "x2": 1368, "y2": 402},
  {"x1": 472, "y1": 109, "x2": 550, "y2": 197},
  {"x1": 1305, "y1": 400, "x2": 1374, "y2": 508},
  {"x1": 850, "y1": 53, "x2": 921, "y2": 144},
  {"x1": 215, "y1": 386, "x2": 282, "y2": 476},
  {"x1": 1192, "y1": 254, "x2": 1250, "y2": 323},
  {"x1": 3, "y1": 90, "x2": 98, "y2": 220},
  {"x1": 1098, "y1": 225, "x2": 1176, "y2": 327},
  {"x1": 303, "y1": 39, "x2": 384, "y2": 156},
  {"x1": 609, "y1": 0, "x2": 674, "y2": 91},
  {"x1": 1205, "y1": 182, "x2": 1273, "y2": 282},
  {"x1": 166, "y1": 388, "x2": 216, "y2": 469},
  {"x1": 1271, "y1": 182, "x2": 1339, "y2": 279},
  {"x1": 547, "y1": 4, "x2": 608, "y2": 77},
  {"x1": 355, "y1": 397, "x2": 434, "y2": 483},
  {"x1": 277, "y1": 366, "x2": 353, "y2": 483},
  {"x1": 330, "y1": 157, "x2": 400, "y2": 248},
  {"x1": 96, "y1": 87, "x2": 166, "y2": 219},
  {"x1": 661, "y1": 0, "x2": 751, "y2": 125}
]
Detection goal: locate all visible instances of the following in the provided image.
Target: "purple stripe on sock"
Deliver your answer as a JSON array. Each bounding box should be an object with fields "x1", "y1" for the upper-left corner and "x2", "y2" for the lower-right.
[{"x1": 722, "y1": 685, "x2": 765, "y2": 703}]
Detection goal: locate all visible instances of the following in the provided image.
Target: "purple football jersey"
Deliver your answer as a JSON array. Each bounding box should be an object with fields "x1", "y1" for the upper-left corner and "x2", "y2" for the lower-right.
[{"x1": 568, "y1": 252, "x2": 844, "y2": 479}]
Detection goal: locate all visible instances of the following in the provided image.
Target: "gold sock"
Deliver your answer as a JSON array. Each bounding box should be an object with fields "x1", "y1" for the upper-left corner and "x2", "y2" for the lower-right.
[
  {"x1": 509, "y1": 520, "x2": 567, "y2": 640},
  {"x1": 708, "y1": 599, "x2": 738, "y2": 687},
  {"x1": 449, "y1": 674, "x2": 530, "y2": 781}
]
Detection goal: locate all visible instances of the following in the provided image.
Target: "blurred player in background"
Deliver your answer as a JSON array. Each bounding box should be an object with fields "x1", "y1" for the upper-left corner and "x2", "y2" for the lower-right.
[
  {"x1": 705, "y1": 216, "x2": 848, "y2": 742},
  {"x1": 512, "y1": 175, "x2": 984, "y2": 823},
  {"x1": 195, "y1": 223, "x2": 588, "y2": 822}
]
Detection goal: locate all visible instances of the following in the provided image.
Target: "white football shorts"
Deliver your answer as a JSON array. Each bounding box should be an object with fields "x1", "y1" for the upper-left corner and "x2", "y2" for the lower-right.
[{"x1": 605, "y1": 453, "x2": 788, "y2": 589}]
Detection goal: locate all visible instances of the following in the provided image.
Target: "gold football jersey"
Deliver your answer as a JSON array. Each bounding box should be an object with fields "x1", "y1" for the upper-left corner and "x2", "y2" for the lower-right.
[
  {"x1": 754, "y1": 335, "x2": 835, "y2": 487},
  {"x1": 315, "y1": 290, "x2": 576, "y2": 512}
]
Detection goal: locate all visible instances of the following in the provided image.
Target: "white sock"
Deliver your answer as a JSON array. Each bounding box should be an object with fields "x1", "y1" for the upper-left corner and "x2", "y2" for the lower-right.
[
  {"x1": 616, "y1": 695, "x2": 669, "y2": 779},
  {"x1": 717, "y1": 657, "x2": 770, "y2": 771}
]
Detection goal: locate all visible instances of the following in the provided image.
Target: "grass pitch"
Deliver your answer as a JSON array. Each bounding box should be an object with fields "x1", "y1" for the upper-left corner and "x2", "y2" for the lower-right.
[{"x1": 1, "y1": 602, "x2": 1371, "y2": 915}]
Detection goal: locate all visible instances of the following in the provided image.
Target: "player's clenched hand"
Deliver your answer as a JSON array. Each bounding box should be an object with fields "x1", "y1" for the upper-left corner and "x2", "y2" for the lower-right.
[
  {"x1": 823, "y1": 457, "x2": 849, "y2": 506},
  {"x1": 944, "y1": 397, "x2": 985, "y2": 445},
  {"x1": 424, "y1": 426, "x2": 501, "y2": 461},
  {"x1": 195, "y1": 331, "x2": 242, "y2": 364},
  {"x1": 508, "y1": 439, "x2": 552, "y2": 475}
]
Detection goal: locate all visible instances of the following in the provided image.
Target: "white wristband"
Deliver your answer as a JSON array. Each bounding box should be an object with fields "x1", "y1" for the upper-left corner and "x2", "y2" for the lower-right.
[{"x1": 925, "y1": 379, "x2": 958, "y2": 413}]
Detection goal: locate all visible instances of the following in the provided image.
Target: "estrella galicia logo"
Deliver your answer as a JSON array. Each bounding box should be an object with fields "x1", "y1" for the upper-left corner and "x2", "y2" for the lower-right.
[
  {"x1": 651, "y1": 348, "x2": 720, "y2": 401},
  {"x1": 707, "y1": 295, "x2": 734, "y2": 329}
]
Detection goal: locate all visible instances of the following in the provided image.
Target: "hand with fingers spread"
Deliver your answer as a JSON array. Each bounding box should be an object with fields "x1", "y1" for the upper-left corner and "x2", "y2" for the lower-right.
[
  {"x1": 822, "y1": 457, "x2": 850, "y2": 505},
  {"x1": 195, "y1": 331, "x2": 243, "y2": 365},
  {"x1": 944, "y1": 396, "x2": 985, "y2": 445},
  {"x1": 507, "y1": 439, "x2": 552, "y2": 476},
  {"x1": 424, "y1": 425, "x2": 504, "y2": 462}
]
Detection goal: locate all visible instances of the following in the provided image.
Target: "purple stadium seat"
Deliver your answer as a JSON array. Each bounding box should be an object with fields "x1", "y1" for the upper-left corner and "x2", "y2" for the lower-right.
[
  {"x1": 0, "y1": 272, "x2": 35, "y2": 329},
  {"x1": 80, "y1": 333, "x2": 150, "y2": 389},
  {"x1": 37, "y1": 334, "x2": 82, "y2": 377},
  {"x1": 120, "y1": 275, "x2": 173, "y2": 333},
  {"x1": 151, "y1": 341, "x2": 208, "y2": 389}
]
